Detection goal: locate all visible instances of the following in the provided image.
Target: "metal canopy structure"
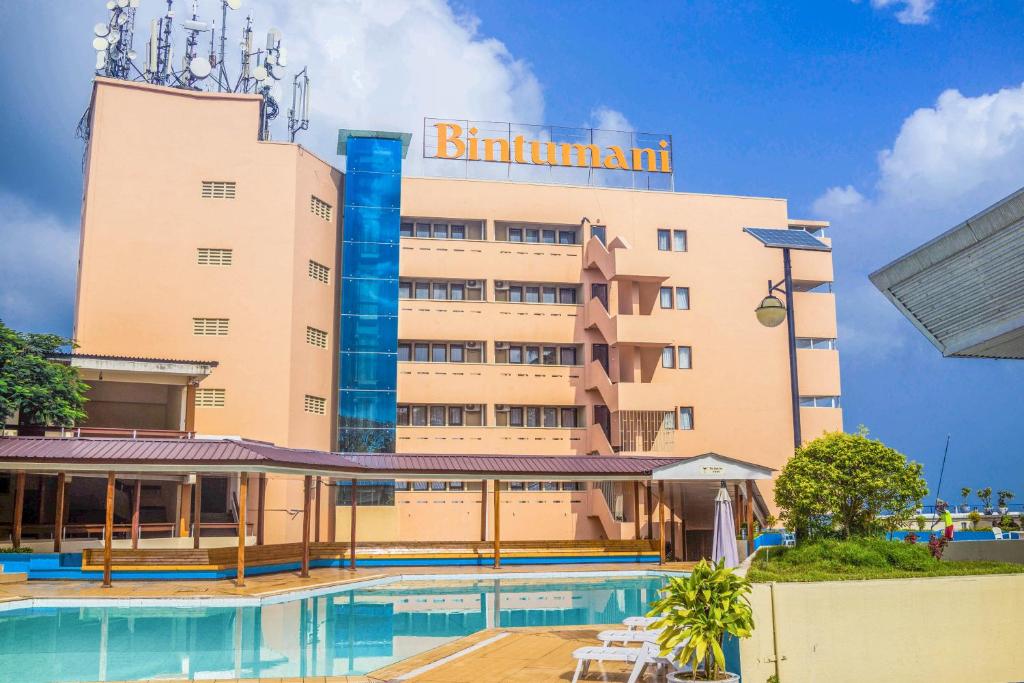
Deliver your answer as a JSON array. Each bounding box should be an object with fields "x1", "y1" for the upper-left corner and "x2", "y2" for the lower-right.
[
  {"x1": 870, "y1": 186, "x2": 1024, "y2": 359},
  {"x1": 743, "y1": 227, "x2": 831, "y2": 252}
]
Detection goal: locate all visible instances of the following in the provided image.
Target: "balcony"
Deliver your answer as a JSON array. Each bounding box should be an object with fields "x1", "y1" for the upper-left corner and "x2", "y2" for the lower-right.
[
  {"x1": 584, "y1": 235, "x2": 670, "y2": 283},
  {"x1": 399, "y1": 300, "x2": 582, "y2": 343},
  {"x1": 397, "y1": 362, "x2": 585, "y2": 405},
  {"x1": 796, "y1": 349, "x2": 842, "y2": 396},
  {"x1": 397, "y1": 426, "x2": 587, "y2": 455},
  {"x1": 792, "y1": 292, "x2": 838, "y2": 338},
  {"x1": 400, "y1": 238, "x2": 581, "y2": 283},
  {"x1": 583, "y1": 297, "x2": 671, "y2": 348}
]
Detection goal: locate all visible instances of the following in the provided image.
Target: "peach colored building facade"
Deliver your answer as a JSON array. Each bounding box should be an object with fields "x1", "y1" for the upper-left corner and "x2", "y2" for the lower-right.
[{"x1": 70, "y1": 78, "x2": 842, "y2": 551}]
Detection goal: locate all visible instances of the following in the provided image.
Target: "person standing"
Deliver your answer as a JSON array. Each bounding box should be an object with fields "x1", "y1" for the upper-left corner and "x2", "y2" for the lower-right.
[{"x1": 930, "y1": 500, "x2": 954, "y2": 541}]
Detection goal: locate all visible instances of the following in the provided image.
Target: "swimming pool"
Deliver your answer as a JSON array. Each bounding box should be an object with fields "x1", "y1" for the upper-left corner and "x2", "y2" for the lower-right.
[{"x1": 0, "y1": 573, "x2": 668, "y2": 682}]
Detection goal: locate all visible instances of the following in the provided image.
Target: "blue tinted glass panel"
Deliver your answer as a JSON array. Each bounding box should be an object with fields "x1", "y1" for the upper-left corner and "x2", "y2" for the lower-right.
[
  {"x1": 339, "y1": 352, "x2": 398, "y2": 391},
  {"x1": 346, "y1": 138, "x2": 403, "y2": 174},
  {"x1": 338, "y1": 390, "x2": 396, "y2": 427},
  {"x1": 339, "y1": 428, "x2": 395, "y2": 453},
  {"x1": 340, "y1": 315, "x2": 398, "y2": 352},
  {"x1": 341, "y1": 241, "x2": 400, "y2": 279},
  {"x1": 345, "y1": 172, "x2": 400, "y2": 210},
  {"x1": 341, "y1": 279, "x2": 399, "y2": 317},
  {"x1": 343, "y1": 206, "x2": 401, "y2": 244}
]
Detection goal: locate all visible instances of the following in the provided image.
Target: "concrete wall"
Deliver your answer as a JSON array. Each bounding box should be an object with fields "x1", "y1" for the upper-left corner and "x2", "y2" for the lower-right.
[
  {"x1": 740, "y1": 574, "x2": 1024, "y2": 683},
  {"x1": 944, "y1": 539, "x2": 1024, "y2": 563}
]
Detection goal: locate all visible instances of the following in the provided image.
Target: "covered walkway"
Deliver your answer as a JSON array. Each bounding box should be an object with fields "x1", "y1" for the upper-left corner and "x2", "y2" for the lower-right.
[{"x1": 0, "y1": 437, "x2": 772, "y2": 585}]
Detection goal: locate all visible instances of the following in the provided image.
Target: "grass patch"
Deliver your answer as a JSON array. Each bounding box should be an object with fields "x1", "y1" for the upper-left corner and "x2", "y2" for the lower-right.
[{"x1": 747, "y1": 537, "x2": 1024, "y2": 583}]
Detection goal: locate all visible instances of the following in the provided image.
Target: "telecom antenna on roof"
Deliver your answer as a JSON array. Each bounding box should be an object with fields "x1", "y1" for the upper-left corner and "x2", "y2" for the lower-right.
[
  {"x1": 288, "y1": 67, "x2": 311, "y2": 142},
  {"x1": 82, "y1": 0, "x2": 309, "y2": 142}
]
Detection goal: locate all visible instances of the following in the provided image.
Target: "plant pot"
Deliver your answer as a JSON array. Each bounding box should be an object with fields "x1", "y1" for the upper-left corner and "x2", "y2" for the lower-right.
[
  {"x1": 984, "y1": 508, "x2": 994, "y2": 515},
  {"x1": 959, "y1": 505, "x2": 971, "y2": 513},
  {"x1": 998, "y1": 506, "x2": 1008, "y2": 515},
  {"x1": 667, "y1": 672, "x2": 740, "y2": 683}
]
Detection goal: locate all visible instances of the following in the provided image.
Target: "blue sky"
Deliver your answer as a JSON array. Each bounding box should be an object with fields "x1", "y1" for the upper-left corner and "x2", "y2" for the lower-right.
[{"x1": 1, "y1": 0, "x2": 1023, "y2": 503}]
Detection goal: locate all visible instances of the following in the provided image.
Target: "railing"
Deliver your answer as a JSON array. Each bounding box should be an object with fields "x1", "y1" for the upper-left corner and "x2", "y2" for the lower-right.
[
  {"x1": 596, "y1": 481, "x2": 625, "y2": 522},
  {"x1": 59, "y1": 427, "x2": 195, "y2": 439}
]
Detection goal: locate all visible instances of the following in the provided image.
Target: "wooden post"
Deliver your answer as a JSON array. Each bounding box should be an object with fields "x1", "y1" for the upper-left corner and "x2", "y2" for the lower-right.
[
  {"x1": 645, "y1": 483, "x2": 653, "y2": 539},
  {"x1": 658, "y1": 481, "x2": 666, "y2": 565},
  {"x1": 53, "y1": 472, "x2": 67, "y2": 553},
  {"x1": 178, "y1": 483, "x2": 192, "y2": 537},
  {"x1": 184, "y1": 380, "x2": 197, "y2": 433},
  {"x1": 131, "y1": 479, "x2": 142, "y2": 550},
  {"x1": 633, "y1": 481, "x2": 641, "y2": 540},
  {"x1": 668, "y1": 485, "x2": 676, "y2": 561},
  {"x1": 193, "y1": 475, "x2": 202, "y2": 549},
  {"x1": 480, "y1": 479, "x2": 488, "y2": 542},
  {"x1": 301, "y1": 475, "x2": 311, "y2": 578},
  {"x1": 679, "y1": 485, "x2": 687, "y2": 562},
  {"x1": 349, "y1": 478, "x2": 357, "y2": 571},
  {"x1": 11, "y1": 471, "x2": 25, "y2": 549},
  {"x1": 746, "y1": 480, "x2": 755, "y2": 556},
  {"x1": 327, "y1": 477, "x2": 337, "y2": 543},
  {"x1": 103, "y1": 473, "x2": 115, "y2": 588},
  {"x1": 236, "y1": 473, "x2": 247, "y2": 587},
  {"x1": 314, "y1": 476, "x2": 322, "y2": 543},
  {"x1": 256, "y1": 474, "x2": 266, "y2": 546},
  {"x1": 493, "y1": 479, "x2": 501, "y2": 569}
]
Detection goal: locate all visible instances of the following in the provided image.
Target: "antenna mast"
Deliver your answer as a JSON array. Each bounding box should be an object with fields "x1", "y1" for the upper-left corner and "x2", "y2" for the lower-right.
[{"x1": 288, "y1": 67, "x2": 311, "y2": 142}]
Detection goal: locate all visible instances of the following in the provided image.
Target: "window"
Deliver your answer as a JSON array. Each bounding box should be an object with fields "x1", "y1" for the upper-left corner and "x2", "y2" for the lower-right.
[
  {"x1": 400, "y1": 222, "x2": 414, "y2": 237},
  {"x1": 431, "y1": 282, "x2": 448, "y2": 300},
  {"x1": 451, "y1": 224, "x2": 466, "y2": 239},
  {"x1": 306, "y1": 326, "x2": 328, "y2": 348},
  {"x1": 662, "y1": 347, "x2": 675, "y2": 368},
  {"x1": 526, "y1": 228, "x2": 540, "y2": 243},
  {"x1": 414, "y1": 282, "x2": 429, "y2": 299},
  {"x1": 494, "y1": 282, "x2": 578, "y2": 304},
  {"x1": 308, "y1": 260, "x2": 330, "y2": 284},
  {"x1": 526, "y1": 346, "x2": 540, "y2": 364},
  {"x1": 431, "y1": 344, "x2": 447, "y2": 363},
  {"x1": 675, "y1": 287, "x2": 690, "y2": 310},
  {"x1": 197, "y1": 248, "x2": 233, "y2": 266},
  {"x1": 400, "y1": 404, "x2": 485, "y2": 426},
  {"x1": 496, "y1": 223, "x2": 576, "y2": 244},
  {"x1": 201, "y1": 180, "x2": 236, "y2": 199},
  {"x1": 413, "y1": 343, "x2": 429, "y2": 362},
  {"x1": 657, "y1": 229, "x2": 671, "y2": 251},
  {"x1": 561, "y1": 407, "x2": 579, "y2": 427},
  {"x1": 673, "y1": 230, "x2": 688, "y2": 252},
  {"x1": 796, "y1": 337, "x2": 838, "y2": 350},
  {"x1": 415, "y1": 222, "x2": 431, "y2": 238},
  {"x1": 677, "y1": 346, "x2": 692, "y2": 369},
  {"x1": 398, "y1": 281, "x2": 412, "y2": 298},
  {"x1": 337, "y1": 480, "x2": 395, "y2": 506},
  {"x1": 558, "y1": 287, "x2": 577, "y2": 304},
  {"x1": 542, "y1": 346, "x2": 556, "y2": 365},
  {"x1": 542, "y1": 287, "x2": 556, "y2": 304},
  {"x1": 799, "y1": 396, "x2": 842, "y2": 408},
  {"x1": 543, "y1": 407, "x2": 557, "y2": 427},
  {"x1": 449, "y1": 480, "x2": 465, "y2": 490},
  {"x1": 400, "y1": 341, "x2": 482, "y2": 363},
  {"x1": 310, "y1": 195, "x2": 333, "y2": 222},
  {"x1": 496, "y1": 343, "x2": 580, "y2": 366},
  {"x1": 509, "y1": 227, "x2": 523, "y2": 242},
  {"x1": 494, "y1": 405, "x2": 582, "y2": 428},
  {"x1": 400, "y1": 280, "x2": 483, "y2": 301},
  {"x1": 449, "y1": 344, "x2": 465, "y2": 362},
  {"x1": 663, "y1": 411, "x2": 677, "y2": 430},
  {"x1": 195, "y1": 388, "x2": 225, "y2": 407},
  {"x1": 304, "y1": 395, "x2": 326, "y2": 415},
  {"x1": 660, "y1": 287, "x2": 673, "y2": 309},
  {"x1": 433, "y1": 223, "x2": 449, "y2": 239},
  {"x1": 559, "y1": 347, "x2": 577, "y2": 365},
  {"x1": 398, "y1": 343, "x2": 411, "y2": 362},
  {"x1": 558, "y1": 229, "x2": 579, "y2": 244},
  {"x1": 679, "y1": 407, "x2": 694, "y2": 430},
  {"x1": 193, "y1": 317, "x2": 229, "y2": 336},
  {"x1": 542, "y1": 229, "x2": 556, "y2": 244}
]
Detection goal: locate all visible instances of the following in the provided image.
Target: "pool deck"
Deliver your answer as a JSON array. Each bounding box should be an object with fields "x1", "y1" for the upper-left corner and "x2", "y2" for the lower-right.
[
  {"x1": 0, "y1": 560, "x2": 693, "y2": 603},
  {"x1": 87, "y1": 625, "x2": 643, "y2": 683}
]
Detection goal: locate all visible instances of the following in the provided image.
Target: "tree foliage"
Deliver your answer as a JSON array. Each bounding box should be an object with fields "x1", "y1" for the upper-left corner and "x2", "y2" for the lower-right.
[
  {"x1": 774, "y1": 428, "x2": 928, "y2": 538},
  {"x1": 0, "y1": 320, "x2": 88, "y2": 428}
]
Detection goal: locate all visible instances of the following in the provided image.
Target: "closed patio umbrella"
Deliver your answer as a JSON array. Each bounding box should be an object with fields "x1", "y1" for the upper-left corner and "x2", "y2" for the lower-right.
[{"x1": 712, "y1": 483, "x2": 739, "y2": 568}]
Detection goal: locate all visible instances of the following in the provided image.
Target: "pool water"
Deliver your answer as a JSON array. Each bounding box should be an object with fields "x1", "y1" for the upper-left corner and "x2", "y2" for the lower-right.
[{"x1": 0, "y1": 575, "x2": 666, "y2": 682}]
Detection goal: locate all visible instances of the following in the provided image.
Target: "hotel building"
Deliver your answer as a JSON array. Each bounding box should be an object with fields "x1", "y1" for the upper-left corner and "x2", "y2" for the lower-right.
[{"x1": 23, "y1": 77, "x2": 842, "y2": 556}]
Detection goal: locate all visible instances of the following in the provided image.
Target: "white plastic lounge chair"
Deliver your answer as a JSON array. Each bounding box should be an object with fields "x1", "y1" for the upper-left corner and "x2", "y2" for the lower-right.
[
  {"x1": 571, "y1": 641, "x2": 661, "y2": 683},
  {"x1": 622, "y1": 615, "x2": 659, "y2": 631},
  {"x1": 782, "y1": 531, "x2": 796, "y2": 547},
  {"x1": 598, "y1": 628, "x2": 663, "y2": 646}
]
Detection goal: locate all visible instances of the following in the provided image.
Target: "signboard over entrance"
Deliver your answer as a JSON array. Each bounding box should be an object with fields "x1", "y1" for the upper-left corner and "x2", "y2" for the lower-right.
[{"x1": 422, "y1": 118, "x2": 675, "y2": 191}]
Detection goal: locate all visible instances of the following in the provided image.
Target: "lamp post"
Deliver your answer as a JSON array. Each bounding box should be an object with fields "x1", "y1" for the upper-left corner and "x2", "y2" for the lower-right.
[
  {"x1": 743, "y1": 227, "x2": 830, "y2": 450},
  {"x1": 754, "y1": 248, "x2": 801, "y2": 448}
]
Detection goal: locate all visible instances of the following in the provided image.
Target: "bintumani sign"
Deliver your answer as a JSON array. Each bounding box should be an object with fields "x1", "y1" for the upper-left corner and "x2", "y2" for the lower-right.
[{"x1": 424, "y1": 119, "x2": 673, "y2": 174}]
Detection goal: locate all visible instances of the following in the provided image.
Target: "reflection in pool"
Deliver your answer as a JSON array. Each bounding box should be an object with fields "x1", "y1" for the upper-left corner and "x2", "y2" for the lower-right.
[{"x1": 0, "y1": 575, "x2": 667, "y2": 682}]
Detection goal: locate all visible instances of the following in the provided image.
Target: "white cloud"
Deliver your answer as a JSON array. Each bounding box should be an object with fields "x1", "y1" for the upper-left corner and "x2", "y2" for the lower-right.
[
  {"x1": 812, "y1": 82, "x2": 1024, "y2": 363},
  {"x1": 587, "y1": 107, "x2": 635, "y2": 132},
  {"x1": 255, "y1": 0, "x2": 545, "y2": 171},
  {"x1": 869, "y1": 0, "x2": 936, "y2": 25},
  {"x1": 812, "y1": 184, "x2": 867, "y2": 218},
  {"x1": 0, "y1": 192, "x2": 79, "y2": 335}
]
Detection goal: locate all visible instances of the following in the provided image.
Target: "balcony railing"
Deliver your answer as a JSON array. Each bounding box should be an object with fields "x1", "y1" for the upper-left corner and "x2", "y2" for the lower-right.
[{"x1": 57, "y1": 427, "x2": 196, "y2": 439}]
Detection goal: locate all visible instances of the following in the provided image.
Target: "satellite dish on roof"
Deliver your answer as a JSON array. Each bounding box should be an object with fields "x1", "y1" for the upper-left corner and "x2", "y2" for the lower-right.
[
  {"x1": 108, "y1": 29, "x2": 120, "y2": 44},
  {"x1": 94, "y1": 23, "x2": 109, "y2": 37},
  {"x1": 106, "y1": 0, "x2": 115, "y2": 9},
  {"x1": 93, "y1": 36, "x2": 109, "y2": 50},
  {"x1": 265, "y1": 53, "x2": 276, "y2": 66},
  {"x1": 253, "y1": 65, "x2": 268, "y2": 81},
  {"x1": 189, "y1": 56, "x2": 212, "y2": 78},
  {"x1": 117, "y1": 0, "x2": 129, "y2": 8},
  {"x1": 226, "y1": 0, "x2": 242, "y2": 9},
  {"x1": 117, "y1": 12, "x2": 129, "y2": 25}
]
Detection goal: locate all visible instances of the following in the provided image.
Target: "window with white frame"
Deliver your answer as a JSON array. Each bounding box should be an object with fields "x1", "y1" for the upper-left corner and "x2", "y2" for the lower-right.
[
  {"x1": 661, "y1": 346, "x2": 675, "y2": 368},
  {"x1": 675, "y1": 287, "x2": 690, "y2": 310},
  {"x1": 799, "y1": 396, "x2": 841, "y2": 408},
  {"x1": 493, "y1": 282, "x2": 579, "y2": 304},
  {"x1": 494, "y1": 342, "x2": 580, "y2": 366},
  {"x1": 673, "y1": 230, "x2": 688, "y2": 252},
  {"x1": 677, "y1": 346, "x2": 692, "y2": 369},
  {"x1": 398, "y1": 279, "x2": 484, "y2": 301},
  {"x1": 796, "y1": 337, "x2": 837, "y2": 350},
  {"x1": 679, "y1": 406, "x2": 694, "y2": 430}
]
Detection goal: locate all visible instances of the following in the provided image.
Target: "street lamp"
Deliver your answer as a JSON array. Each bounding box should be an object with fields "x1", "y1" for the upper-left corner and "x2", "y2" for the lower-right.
[{"x1": 742, "y1": 228, "x2": 831, "y2": 449}]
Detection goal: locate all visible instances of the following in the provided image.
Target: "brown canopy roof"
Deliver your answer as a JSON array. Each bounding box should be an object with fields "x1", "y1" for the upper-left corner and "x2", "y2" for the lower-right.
[{"x1": 0, "y1": 437, "x2": 752, "y2": 481}]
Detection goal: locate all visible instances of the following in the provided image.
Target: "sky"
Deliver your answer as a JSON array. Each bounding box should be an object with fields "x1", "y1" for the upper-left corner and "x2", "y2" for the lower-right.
[{"x1": 1, "y1": 0, "x2": 1023, "y2": 504}]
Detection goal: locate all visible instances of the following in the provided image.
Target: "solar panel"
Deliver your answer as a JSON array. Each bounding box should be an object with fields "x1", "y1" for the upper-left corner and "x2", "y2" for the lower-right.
[{"x1": 743, "y1": 227, "x2": 831, "y2": 252}]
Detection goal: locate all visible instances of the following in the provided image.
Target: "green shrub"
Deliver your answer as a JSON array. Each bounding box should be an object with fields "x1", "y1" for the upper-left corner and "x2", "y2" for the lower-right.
[{"x1": 0, "y1": 547, "x2": 33, "y2": 554}]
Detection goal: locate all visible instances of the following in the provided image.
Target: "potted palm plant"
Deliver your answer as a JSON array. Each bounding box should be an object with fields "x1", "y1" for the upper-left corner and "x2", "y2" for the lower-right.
[
  {"x1": 997, "y1": 490, "x2": 1014, "y2": 515},
  {"x1": 960, "y1": 487, "x2": 972, "y2": 513},
  {"x1": 648, "y1": 559, "x2": 754, "y2": 682},
  {"x1": 978, "y1": 487, "x2": 993, "y2": 515}
]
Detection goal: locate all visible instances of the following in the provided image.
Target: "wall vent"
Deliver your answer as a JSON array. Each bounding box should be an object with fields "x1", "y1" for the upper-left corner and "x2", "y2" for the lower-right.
[
  {"x1": 201, "y1": 181, "x2": 236, "y2": 199},
  {"x1": 197, "y1": 248, "x2": 233, "y2": 266},
  {"x1": 193, "y1": 317, "x2": 230, "y2": 336}
]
